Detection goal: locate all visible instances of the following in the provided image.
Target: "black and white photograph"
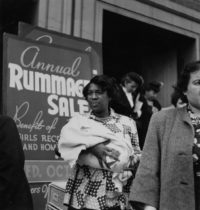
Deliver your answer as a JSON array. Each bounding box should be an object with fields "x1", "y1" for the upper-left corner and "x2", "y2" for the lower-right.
[{"x1": 1, "y1": 0, "x2": 200, "y2": 210}]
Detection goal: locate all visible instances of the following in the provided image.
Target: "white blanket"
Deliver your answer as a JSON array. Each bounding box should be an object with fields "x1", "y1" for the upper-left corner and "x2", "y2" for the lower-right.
[
  {"x1": 58, "y1": 114, "x2": 136, "y2": 191},
  {"x1": 58, "y1": 114, "x2": 134, "y2": 172}
]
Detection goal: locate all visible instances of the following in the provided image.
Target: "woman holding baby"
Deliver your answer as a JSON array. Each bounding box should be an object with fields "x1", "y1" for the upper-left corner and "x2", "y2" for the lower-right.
[{"x1": 58, "y1": 75, "x2": 141, "y2": 210}]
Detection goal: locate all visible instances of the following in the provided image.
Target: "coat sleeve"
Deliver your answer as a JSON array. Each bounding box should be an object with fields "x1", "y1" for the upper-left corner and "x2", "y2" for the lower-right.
[{"x1": 129, "y1": 112, "x2": 163, "y2": 208}]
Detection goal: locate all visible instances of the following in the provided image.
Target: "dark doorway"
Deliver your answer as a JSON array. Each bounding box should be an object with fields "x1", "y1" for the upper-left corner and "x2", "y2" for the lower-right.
[{"x1": 102, "y1": 10, "x2": 196, "y2": 106}]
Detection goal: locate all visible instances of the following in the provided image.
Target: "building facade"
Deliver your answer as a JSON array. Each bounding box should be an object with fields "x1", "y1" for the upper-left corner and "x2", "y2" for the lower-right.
[{"x1": 20, "y1": 0, "x2": 200, "y2": 105}]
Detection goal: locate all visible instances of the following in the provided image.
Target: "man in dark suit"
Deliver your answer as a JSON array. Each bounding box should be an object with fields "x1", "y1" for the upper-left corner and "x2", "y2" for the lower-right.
[{"x1": 0, "y1": 116, "x2": 33, "y2": 210}]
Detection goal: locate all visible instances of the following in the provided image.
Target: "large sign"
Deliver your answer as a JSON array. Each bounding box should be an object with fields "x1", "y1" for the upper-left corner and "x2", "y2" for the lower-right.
[
  {"x1": 18, "y1": 22, "x2": 103, "y2": 75},
  {"x1": 3, "y1": 33, "x2": 92, "y2": 160},
  {"x1": 3, "y1": 27, "x2": 98, "y2": 210}
]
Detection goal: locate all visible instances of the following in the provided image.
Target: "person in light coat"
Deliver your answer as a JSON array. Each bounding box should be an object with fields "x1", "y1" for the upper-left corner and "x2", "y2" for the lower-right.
[{"x1": 129, "y1": 60, "x2": 200, "y2": 210}]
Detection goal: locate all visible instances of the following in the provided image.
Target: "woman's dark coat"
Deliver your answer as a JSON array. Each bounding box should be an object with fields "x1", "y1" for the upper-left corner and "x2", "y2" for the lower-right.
[{"x1": 0, "y1": 116, "x2": 33, "y2": 210}]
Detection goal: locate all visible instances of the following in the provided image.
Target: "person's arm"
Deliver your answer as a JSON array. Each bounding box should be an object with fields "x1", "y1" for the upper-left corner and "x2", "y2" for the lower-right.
[{"x1": 88, "y1": 141, "x2": 120, "y2": 167}]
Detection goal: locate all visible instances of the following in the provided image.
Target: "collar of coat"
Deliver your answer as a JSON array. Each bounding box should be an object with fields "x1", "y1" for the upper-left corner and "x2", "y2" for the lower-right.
[{"x1": 176, "y1": 106, "x2": 194, "y2": 135}]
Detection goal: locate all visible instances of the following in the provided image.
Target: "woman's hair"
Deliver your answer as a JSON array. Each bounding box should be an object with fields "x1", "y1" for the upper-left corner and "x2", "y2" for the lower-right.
[
  {"x1": 121, "y1": 72, "x2": 144, "y2": 88},
  {"x1": 144, "y1": 81, "x2": 163, "y2": 93},
  {"x1": 170, "y1": 88, "x2": 188, "y2": 106},
  {"x1": 83, "y1": 75, "x2": 117, "y2": 99},
  {"x1": 174, "y1": 60, "x2": 200, "y2": 101}
]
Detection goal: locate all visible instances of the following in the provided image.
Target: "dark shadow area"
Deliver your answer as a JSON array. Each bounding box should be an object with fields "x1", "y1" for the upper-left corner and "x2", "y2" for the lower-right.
[
  {"x1": 102, "y1": 10, "x2": 195, "y2": 81},
  {"x1": 0, "y1": 0, "x2": 38, "y2": 112}
]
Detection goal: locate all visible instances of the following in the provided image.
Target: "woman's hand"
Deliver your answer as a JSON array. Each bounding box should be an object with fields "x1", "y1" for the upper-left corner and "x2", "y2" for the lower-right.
[{"x1": 89, "y1": 141, "x2": 120, "y2": 165}]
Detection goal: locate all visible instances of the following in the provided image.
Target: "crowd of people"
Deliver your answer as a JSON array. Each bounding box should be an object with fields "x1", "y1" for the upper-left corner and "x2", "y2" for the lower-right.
[
  {"x1": 2, "y1": 60, "x2": 200, "y2": 210},
  {"x1": 110, "y1": 72, "x2": 163, "y2": 149},
  {"x1": 58, "y1": 60, "x2": 200, "y2": 210},
  {"x1": 130, "y1": 60, "x2": 200, "y2": 210}
]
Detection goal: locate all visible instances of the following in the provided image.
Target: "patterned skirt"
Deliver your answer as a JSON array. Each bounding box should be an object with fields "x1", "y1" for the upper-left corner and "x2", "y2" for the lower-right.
[{"x1": 63, "y1": 164, "x2": 133, "y2": 210}]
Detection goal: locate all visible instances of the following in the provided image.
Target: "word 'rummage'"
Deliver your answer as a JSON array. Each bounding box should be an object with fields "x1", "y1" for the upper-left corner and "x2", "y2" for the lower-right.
[{"x1": 9, "y1": 63, "x2": 88, "y2": 97}]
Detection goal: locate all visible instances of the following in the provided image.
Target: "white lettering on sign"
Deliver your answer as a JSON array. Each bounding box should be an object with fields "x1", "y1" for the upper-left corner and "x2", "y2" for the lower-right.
[
  {"x1": 25, "y1": 164, "x2": 42, "y2": 178},
  {"x1": 31, "y1": 187, "x2": 40, "y2": 194},
  {"x1": 25, "y1": 161, "x2": 71, "y2": 182},
  {"x1": 47, "y1": 95, "x2": 89, "y2": 116},
  {"x1": 13, "y1": 101, "x2": 45, "y2": 131},
  {"x1": 40, "y1": 143, "x2": 56, "y2": 151},
  {"x1": 30, "y1": 184, "x2": 48, "y2": 199},
  {"x1": 41, "y1": 184, "x2": 48, "y2": 198},
  {"x1": 19, "y1": 133, "x2": 38, "y2": 141},
  {"x1": 20, "y1": 46, "x2": 81, "y2": 77},
  {"x1": 41, "y1": 135, "x2": 59, "y2": 143},
  {"x1": 23, "y1": 143, "x2": 38, "y2": 151},
  {"x1": 9, "y1": 63, "x2": 89, "y2": 97},
  {"x1": 46, "y1": 164, "x2": 69, "y2": 178},
  {"x1": 13, "y1": 101, "x2": 60, "y2": 130}
]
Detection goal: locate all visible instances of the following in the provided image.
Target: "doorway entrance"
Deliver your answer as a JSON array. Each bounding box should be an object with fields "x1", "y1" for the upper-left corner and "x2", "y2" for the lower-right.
[{"x1": 102, "y1": 10, "x2": 196, "y2": 107}]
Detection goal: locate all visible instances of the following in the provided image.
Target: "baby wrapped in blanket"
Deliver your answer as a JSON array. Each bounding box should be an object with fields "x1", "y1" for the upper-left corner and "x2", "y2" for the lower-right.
[{"x1": 58, "y1": 114, "x2": 139, "y2": 192}]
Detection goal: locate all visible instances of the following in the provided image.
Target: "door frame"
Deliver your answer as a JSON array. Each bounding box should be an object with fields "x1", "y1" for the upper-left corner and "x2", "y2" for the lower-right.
[{"x1": 94, "y1": 0, "x2": 200, "y2": 59}]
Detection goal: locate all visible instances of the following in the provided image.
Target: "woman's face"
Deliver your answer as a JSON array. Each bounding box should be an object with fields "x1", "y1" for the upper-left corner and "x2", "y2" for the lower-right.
[
  {"x1": 86, "y1": 83, "x2": 110, "y2": 117},
  {"x1": 184, "y1": 69, "x2": 200, "y2": 112},
  {"x1": 124, "y1": 80, "x2": 138, "y2": 93}
]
